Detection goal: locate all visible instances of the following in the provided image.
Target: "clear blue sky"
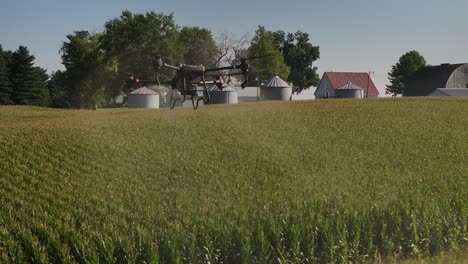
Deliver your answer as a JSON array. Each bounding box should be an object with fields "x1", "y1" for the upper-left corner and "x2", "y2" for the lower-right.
[{"x1": 1, "y1": 0, "x2": 467, "y2": 95}]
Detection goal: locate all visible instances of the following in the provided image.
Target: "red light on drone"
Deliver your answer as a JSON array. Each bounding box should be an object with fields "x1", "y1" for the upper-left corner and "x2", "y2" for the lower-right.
[
  {"x1": 214, "y1": 79, "x2": 223, "y2": 89},
  {"x1": 130, "y1": 76, "x2": 140, "y2": 83}
]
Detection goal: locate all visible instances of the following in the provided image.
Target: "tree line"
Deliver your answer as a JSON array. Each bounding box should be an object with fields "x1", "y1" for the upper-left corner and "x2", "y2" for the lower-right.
[
  {"x1": 0, "y1": 9, "x2": 428, "y2": 108},
  {"x1": 0, "y1": 10, "x2": 321, "y2": 108}
]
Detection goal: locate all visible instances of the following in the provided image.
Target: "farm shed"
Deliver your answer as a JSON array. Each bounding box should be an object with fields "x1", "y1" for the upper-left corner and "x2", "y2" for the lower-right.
[
  {"x1": 260, "y1": 76, "x2": 292, "y2": 100},
  {"x1": 429, "y1": 88, "x2": 468, "y2": 97},
  {"x1": 128, "y1": 87, "x2": 159, "y2": 109},
  {"x1": 404, "y1": 63, "x2": 468, "y2": 96},
  {"x1": 315, "y1": 72, "x2": 379, "y2": 99}
]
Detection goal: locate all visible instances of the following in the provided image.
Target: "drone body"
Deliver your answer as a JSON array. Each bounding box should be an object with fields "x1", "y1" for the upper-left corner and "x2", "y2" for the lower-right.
[{"x1": 130, "y1": 55, "x2": 267, "y2": 109}]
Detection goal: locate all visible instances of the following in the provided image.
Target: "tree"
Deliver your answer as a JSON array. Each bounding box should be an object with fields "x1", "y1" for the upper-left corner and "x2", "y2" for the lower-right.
[
  {"x1": 386, "y1": 51, "x2": 426, "y2": 96},
  {"x1": 215, "y1": 31, "x2": 250, "y2": 67},
  {"x1": 272, "y1": 31, "x2": 320, "y2": 93},
  {"x1": 100, "y1": 10, "x2": 181, "y2": 84},
  {"x1": 248, "y1": 26, "x2": 290, "y2": 84},
  {"x1": 9, "y1": 46, "x2": 48, "y2": 105},
  {"x1": 60, "y1": 31, "x2": 107, "y2": 108},
  {"x1": 0, "y1": 45, "x2": 12, "y2": 104},
  {"x1": 214, "y1": 31, "x2": 251, "y2": 85},
  {"x1": 47, "y1": 70, "x2": 68, "y2": 108},
  {"x1": 179, "y1": 27, "x2": 217, "y2": 67},
  {"x1": 33, "y1": 66, "x2": 50, "y2": 107}
]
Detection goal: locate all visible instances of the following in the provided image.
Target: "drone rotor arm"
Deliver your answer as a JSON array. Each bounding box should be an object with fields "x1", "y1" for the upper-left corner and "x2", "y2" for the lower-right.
[
  {"x1": 163, "y1": 63, "x2": 180, "y2": 71},
  {"x1": 159, "y1": 80, "x2": 173, "y2": 86},
  {"x1": 222, "y1": 71, "x2": 244, "y2": 77},
  {"x1": 204, "y1": 65, "x2": 238, "y2": 73},
  {"x1": 242, "y1": 54, "x2": 273, "y2": 61}
]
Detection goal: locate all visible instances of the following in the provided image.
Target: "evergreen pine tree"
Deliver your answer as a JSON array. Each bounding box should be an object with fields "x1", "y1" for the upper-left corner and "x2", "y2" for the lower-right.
[
  {"x1": 0, "y1": 45, "x2": 12, "y2": 104},
  {"x1": 10, "y1": 46, "x2": 47, "y2": 105}
]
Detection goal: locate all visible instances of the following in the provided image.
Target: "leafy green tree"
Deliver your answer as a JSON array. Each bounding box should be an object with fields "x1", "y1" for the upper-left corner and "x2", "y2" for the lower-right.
[
  {"x1": 96, "y1": 62, "x2": 121, "y2": 107},
  {"x1": 33, "y1": 66, "x2": 51, "y2": 107},
  {"x1": 179, "y1": 27, "x2": 217, "y2": 67},
  {"x1": 386, "y1": 51, "x2": 426, "y2": 96},
  {"x1": 100, "y1": 10, "x2": 181, "y2": 85},
  {"x1": 0, "y1": 45, "x2": 12, "y2": 104},
  {"x1": 248, "y1": 26, "x2": 290, "y2": 84},
  {"x1": 47, "y1": 70, "x2": 69, "y2": 108},
  {"x1": 60, "y1": 31, "x2": 107, "y2": 108},
  {"x1": 9, "y1": 46, "x2": 48, "y2": 105},
  {"x1": 272, "y1": 31, "x2": 320, "y2": 93}
]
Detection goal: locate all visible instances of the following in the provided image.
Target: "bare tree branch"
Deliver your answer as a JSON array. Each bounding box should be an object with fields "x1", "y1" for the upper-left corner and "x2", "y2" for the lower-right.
[{"x1": 215, "y1": 31, "x2": 251, "y2": 67}]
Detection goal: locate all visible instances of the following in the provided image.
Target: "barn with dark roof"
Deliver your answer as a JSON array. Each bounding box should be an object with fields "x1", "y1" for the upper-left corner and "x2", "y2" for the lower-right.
[
  {"x1": 314, "y1": 72, "x2": 379, "y2": 99},
  {"x1": 404, "y1": 63, "x2": 468, "y2": 96}
]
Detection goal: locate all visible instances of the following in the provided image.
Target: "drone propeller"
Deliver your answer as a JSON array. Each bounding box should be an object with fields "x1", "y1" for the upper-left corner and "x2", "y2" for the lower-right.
[
  {"x1": 155, "y1": 56, "x2": 164, "y2": 70},
  {"x1": 238, "y1": 54, "x2": 274, "y2": 88},
  {"x1": 154, "y1": 55, "x2": 181, "y2": 85},
  {"x1": 222, "y1": 71, "x2": 244, "y2": 77},
  {"x1": 238, "y1": 58, "x2": 250, "y2": 88},
  {"x1": 156, "y1": 54, "x2": 171, "y2": 59},
  {"x1": 119, "y1": 71, "x2": 136, "y2": 77},
  {"x1": 240, "y1": 53, "x2": 273, "y2": 61}
]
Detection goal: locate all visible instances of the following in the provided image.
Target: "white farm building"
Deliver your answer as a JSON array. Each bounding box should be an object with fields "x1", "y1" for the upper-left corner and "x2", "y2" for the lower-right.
[{"x1": 315, "y1": 72, "x2": 379, "y2": 99}]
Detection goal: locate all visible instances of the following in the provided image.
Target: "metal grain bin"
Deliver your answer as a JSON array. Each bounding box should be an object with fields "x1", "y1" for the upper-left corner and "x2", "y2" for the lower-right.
[
  {"x1": 260, "y1": 76, "x2": 292, "y2": 100},
  {"x1": 128, "y1": 87, "x2": 160, "y2": 108},
  {"x1": 335, "y1": 82, "x2": 363, "y2": 98},
  {"x1": 204, "y1": 85, "x2": 238, "y2": 104}
]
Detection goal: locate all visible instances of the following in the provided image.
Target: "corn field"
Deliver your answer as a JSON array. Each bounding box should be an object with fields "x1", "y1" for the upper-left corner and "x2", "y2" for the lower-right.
[{"x1": 0, "y1": 98, "x2": 467, "y2": 263}]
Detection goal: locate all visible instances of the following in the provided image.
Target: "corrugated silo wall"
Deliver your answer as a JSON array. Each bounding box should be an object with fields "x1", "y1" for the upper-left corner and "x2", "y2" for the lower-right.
[
  {"x1": 206, "y1": 91, "x2": 238, "y2": 104},
  {"x1": 446, "y1": 64, "x2": 468, "y2": 88},
  {"x1": 335, "y1": 89, "x2": 362, "y2": 98},
  {"x1": 128, "y1": 94, "x2": 160, "y2": 108},
  {"x1": 260, "y1": 87, "x2": 292, "y2": 100}
]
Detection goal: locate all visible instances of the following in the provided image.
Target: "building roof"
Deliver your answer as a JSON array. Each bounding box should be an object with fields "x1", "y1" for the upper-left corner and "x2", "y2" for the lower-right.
[
  {"x1": 430, "y1": 88, "x2": 468, "y2": 96},
  {"x1": 336, "y1": 82, "x2": 363, "y2": 90},
  {"x1": 261, "y1": 76, "x2": 291, "y2": 88},
  {"x1": 129, "y1": 87, "x2": 158, "y2": 95},
  {"x1": 316, "y1": 72, "x2": 379, "y2": 95},
  {"x1": 404, "y1": 63, "x2": 467, "y2": 96}
]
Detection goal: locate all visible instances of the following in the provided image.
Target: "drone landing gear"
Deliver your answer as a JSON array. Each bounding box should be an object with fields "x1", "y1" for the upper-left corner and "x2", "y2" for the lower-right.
[
  {"x1": 191, "y1": 94, "x2": 210, "y2": 109},
  {"x1": 169, "y1": 77, "x2": 210, "y2": 110},
  {"x1": 169, "y1": 91, "x2": 210, "y2": 110},
  {"x1": 193, "y1": 76, "x2": 210, "y2": 109},
  {"x1": 169, "y1": 89, "x2": 179, "y2": 109}
]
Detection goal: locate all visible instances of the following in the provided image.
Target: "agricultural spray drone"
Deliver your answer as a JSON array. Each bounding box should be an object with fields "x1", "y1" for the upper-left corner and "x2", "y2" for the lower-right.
[{"x1": 129, "y1": 55, "x2": 269, "y2": 109}]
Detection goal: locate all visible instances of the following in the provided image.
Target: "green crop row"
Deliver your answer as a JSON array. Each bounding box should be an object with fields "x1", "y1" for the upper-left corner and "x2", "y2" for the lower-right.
[
  {"x1": 0, "y1": 98, "x2": 467, "y2": 263},
  {"x1": 1, "y1": 198, "x2": 466, "y2": 263}
]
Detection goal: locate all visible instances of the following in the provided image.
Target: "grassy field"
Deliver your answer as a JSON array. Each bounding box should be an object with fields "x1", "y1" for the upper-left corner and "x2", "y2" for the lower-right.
[{"x1": 0, "y1": 97, "x2": 467, "y2": 263}]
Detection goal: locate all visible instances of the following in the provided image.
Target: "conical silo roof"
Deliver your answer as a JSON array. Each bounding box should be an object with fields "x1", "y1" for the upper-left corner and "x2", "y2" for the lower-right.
[
  {"x1": 335, "y1": 82, "x2": 363, "y2": 90},
  {"x1": 129, "y1": 87, "x2": 158, "y2": 95},
  {"x1": 261, "y1": 76, "x2": 291, "y2": 88},
  {"x1": 206, "y1": 84, "x2": 236, "y2": 92}
]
